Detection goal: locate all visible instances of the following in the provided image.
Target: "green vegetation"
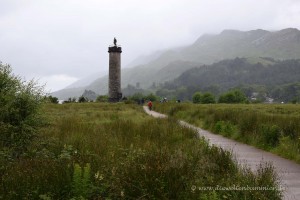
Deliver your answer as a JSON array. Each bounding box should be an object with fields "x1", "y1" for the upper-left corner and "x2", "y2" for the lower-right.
[
  {"x1": 46, "y1": 95, "x2": 59, "y2": 104},
  {"x1": 218, "y1": 89, "x2": 247, "y2": 103},
  {"x1": 52, "y1": 28, "x2": 300, "y2": 100},
  {"x1": 193, "y1": 92, "x2": 216, "y2": 104},
  {"x1": 192, "y1": 92, "x2": 202, "y2": 103},
  {"x1": 0, "y1": 63, "x2": 44, "y2": 157},
  {"x1": 201, "y1": 92, "x2": 216, "y2": 104},
  {"x1": 154, "y1": 103, "x2": 300, "y2": 163},
  {"x1": 0, "y1": 64, "x2": 283, "y2": 199},
  {"x1": 96, "y1": 95, "x2": 108, "y2": 102},
  {"x1": 0, "y1": 102, "x2": 282, "y2": 199},
  {"x1": 78, "y1": 95, "x2": 88, "y2": 103},
  {"x1": 161, "y1": 58, "x2": 300, "y2": 102}
]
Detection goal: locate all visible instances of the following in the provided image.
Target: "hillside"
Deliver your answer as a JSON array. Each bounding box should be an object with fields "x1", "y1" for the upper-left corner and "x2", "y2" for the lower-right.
[
  {"x1": 52, "y1": 28, "x2": 300, "y2": 100},
  {"x1": 160, "y1": 58, "x2": 300, "y2": 101}
]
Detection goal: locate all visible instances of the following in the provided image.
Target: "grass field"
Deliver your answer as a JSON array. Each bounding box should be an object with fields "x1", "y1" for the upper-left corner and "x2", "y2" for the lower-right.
[
  {"x1": 0, "y1": 103, "x2": 282, "y2": 199},
  {"x1": 154, "y1": 102, "x2": 300, "y2": 164}
]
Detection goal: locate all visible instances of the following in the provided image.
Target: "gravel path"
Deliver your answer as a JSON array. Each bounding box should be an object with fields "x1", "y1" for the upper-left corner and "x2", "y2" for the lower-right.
[{"x1": 143, "y1": 106, "x2": 300, "y2": 200}]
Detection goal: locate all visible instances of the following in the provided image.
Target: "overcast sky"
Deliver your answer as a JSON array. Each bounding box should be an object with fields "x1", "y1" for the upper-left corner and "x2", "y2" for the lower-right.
[{"x1": 1, "y1": 0, "x2": 300, "y2": 92}]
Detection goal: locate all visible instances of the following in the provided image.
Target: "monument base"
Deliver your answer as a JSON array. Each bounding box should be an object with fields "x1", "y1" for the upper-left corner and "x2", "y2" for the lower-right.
[{"x1": 108, "y1": 92, "x2": 122, "y2": 103}]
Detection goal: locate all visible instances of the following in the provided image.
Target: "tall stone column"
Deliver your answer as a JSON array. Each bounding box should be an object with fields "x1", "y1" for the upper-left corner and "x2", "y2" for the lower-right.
[{"x1": 108, "y1": 38, "x2": 122, "y2": 102}]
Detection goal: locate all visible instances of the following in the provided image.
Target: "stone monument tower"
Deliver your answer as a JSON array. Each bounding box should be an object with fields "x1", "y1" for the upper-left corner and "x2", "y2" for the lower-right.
[{"x1": 108, "y1": 37, "x2": 122, "y2": 102}]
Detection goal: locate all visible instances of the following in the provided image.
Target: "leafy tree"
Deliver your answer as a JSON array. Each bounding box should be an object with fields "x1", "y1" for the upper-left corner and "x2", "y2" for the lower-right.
[
  {"x1": 218, "y1": 89, "x2": 247, "y2": 103},
  {"x1": 192, "y1": 92, "x2": 202, "y2": 104},
  {"x1": 129, "y1": 93, "x2": 144, "y2": 103},
  {"x1": 67, "y1": 97, "x2": 76, "y2": 103},
  {"x1": 271, "y1": 82, "x2": 300, "y2": 103},
  {"x1": 158, "y1": 58, "x2": 300, "y2": 102},
  {"x1": 96, "y1": 95, "x2": 108, "y2": 102},
  {"x1": 78, "y1": 96, "x2": 87, "y2": 103},
  {"x1": 0, "y1": 63, "x2": 44, "y2": 156},
  {"x1": 47, "y1": 95, "x2": 59, "y2": 104},
  {"x1": 145, "y1": 93, "x2": 158, "y2": 102},
  {"x1": 201, "y1": 92, "x2": 216, "y2": 104}
]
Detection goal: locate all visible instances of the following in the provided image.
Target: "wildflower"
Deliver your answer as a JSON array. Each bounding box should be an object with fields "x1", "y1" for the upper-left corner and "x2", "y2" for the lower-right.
[
  {"x1": 94, "y1": 171, "x2": 104, "y2": 181},
  {"x1": 94, "y1": 171, "x2": 99, "y2": 179},
  {"x1": 191, "y1": 185, "x2": 196, "y2": 192},
  {"x1": 121, "y1": 191, "x2": 125, "y2": 197},
  {"x1": 99, "y1": 174, "x2": 104, "y2": 180}
]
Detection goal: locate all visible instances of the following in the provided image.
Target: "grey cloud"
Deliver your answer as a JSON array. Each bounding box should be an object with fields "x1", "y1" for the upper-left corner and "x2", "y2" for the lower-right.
[{"x1": 1, "y1": 0, "x2": 300, "y2": 91}]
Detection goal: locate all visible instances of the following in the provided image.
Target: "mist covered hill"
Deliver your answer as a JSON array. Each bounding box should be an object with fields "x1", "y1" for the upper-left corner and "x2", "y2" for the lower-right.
[
  {"x1": 159, "y1": 57, "x2": 300, "y2": 102},
  {"x1": 52, "y1": 28, "x2": 300, "y2": 100}
]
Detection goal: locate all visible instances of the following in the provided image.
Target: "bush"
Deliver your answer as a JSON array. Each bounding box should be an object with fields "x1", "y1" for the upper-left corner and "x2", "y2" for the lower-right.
[
  {"x1": 129, "y1": 92, "x2": 144, "y2": 102},
  {"x1": 78, "y1": 96, "x2": 87, "y2": 103},
  {"x1": 192, "y1": 92, "x2": 202, "y2": 103},
  {"x1": 0, "y1": 63, "x2": 44, "y2": 156},
  {"x1": 1, "y1": 158, "x2": 72, "y2": 199},
  {"x1": 260, "y1": 125, "x2": 281, "y2": 148},
  {"x1": 201, "y1": 92, "x2": 216, "y2": 104},
  {"x1": 47, "y1": 95, "x2": 59, "y2": 104},
  {"x1": 145, "y1": 93, "x2": 158, "y2": 102},
  {"x1": 218, "y1": 89, "x2": 247, "y2": 103},
  {"x1": 96, "y1": 95, "x2": 108, "y2": 102},
  {"x1": 67, "y1": 97, "x2": 77, "y2": 103}
]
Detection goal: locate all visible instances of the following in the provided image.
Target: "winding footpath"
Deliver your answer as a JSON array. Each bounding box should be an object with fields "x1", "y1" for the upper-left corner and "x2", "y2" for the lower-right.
[{"x1": 143, "y1": 106, "x2": 300, "y2": 200}]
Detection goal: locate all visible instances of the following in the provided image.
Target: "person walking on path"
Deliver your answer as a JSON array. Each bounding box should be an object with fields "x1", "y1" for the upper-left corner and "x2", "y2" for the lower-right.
[{"x1": 147, "y1": 100, "x2": 153, "y2": 111}]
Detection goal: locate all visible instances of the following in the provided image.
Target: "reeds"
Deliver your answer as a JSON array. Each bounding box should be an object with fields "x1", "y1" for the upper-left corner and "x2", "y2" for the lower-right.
[
  {"x1": 155, "y1": 103, "x2": 300, "y2": 163},
  {"x1": 0, "y1": 103, "x2": 282, "y2": 199}
]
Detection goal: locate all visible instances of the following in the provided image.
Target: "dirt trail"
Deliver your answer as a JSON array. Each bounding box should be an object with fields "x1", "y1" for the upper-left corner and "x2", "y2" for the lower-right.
[{"x1": 143, "y1": 106, "x2": 300, "y2": 200}]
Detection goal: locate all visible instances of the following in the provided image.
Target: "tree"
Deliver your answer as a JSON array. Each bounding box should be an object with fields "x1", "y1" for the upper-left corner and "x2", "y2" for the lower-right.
[
  {"x1": 201, "y1": 92, "x2": 216, "y2": 104},
  {"x1": 129, "y1": 93, "x2": 144, "y2": 103},
  {"x1": 0, "y1": 63, "x2": 44, "y2": 156},
  {"x1": 192, "y1": 92, "x2": 202, "y2": 104},
  {"x1": 145, "y1": 93, "x2": 158, "y2": 102},
  {"x1": 67, "y1": 97, "x2": 76, "y2": 103},
  {"x1": 96, "y1": 95, "x2": 108, "y2": 102},
  {"x1": 47, "y1": 95, "x2": 59, "y2": 104},
  {"x1": 218, "y1": 89, "x2": 247, "y2": 103},
  {"x1": 78, "y1": 96, "x2": 87, "y2": 103}
]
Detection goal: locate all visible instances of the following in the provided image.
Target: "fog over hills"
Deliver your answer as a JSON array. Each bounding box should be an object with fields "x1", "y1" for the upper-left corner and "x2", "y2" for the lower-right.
[{"x1": 51, "y1": 28, "x2": 300, "y2": 100}]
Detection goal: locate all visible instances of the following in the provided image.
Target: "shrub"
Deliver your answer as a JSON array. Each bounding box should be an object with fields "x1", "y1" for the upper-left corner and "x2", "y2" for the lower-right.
[
  {"x1": 67, "y1": 97, "x2": 77, "y2": 102},
  {"x1": 218, "y1": 89, "x2": 247, "y2": 103},
  {"x1": 260, "y1": 125, "x2": 281, "y2": 148},
  {"x1": 192, "y1": 92, "x2": 202, "y2": 103},
  {"x1": 1, "y1": 158, "x2": 72, "y2": 199},
  {"x1": 96, "y1": 95, "x2": 108, "y2": 102},
  {"x1": 129, "y1": 92, "x2": 144, "y2": 102},
  {"x1": 78, "y1": 96, "x2": 87, "y2": 103},
  {"x1": 145, "y1": 93, "x2": 158, "y2": 102},
  {"x1": 47, "y1": 95, "x2": 59, "y2": 104},
  {"x1": 0, "y1": 63, "x2": 44, "y2": 156},
  {"x1": 201, "y1": 92, "x2": 216, "y2": 104}
]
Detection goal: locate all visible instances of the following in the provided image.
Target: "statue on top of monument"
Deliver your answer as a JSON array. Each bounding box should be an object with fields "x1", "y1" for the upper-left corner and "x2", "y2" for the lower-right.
[{"x1": 114, "y1": 37, "x2": 117, "y2": 46}]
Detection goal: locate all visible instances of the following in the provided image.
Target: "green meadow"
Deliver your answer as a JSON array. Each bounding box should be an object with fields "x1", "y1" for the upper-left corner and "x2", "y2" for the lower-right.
[
  {"x1": 0, "y1": 103, "x2": 282, "y2": 199},
  {"x1": 154, "y1": 103, "x2": 300, "y2": 164}
]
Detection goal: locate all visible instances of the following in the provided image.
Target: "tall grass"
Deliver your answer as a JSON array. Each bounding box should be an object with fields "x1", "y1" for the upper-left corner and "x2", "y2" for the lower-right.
[
  {"x1": 155, "y1": 103, "x2": 300, "y2": 163},
  {"x1": 0, "y1": 103, "x2": 282, "y2": 199}
]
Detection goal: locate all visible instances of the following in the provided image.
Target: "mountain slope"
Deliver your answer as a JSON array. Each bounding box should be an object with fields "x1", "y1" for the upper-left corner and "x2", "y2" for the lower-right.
[
  {"x1": 181, "y1": 28, "x2": 300, "y2": 63},
  {"x1": 52, "y1": 28, "x2": 300, "y2": 99},
  {"x1": 167, "y1": 58, "x2": 300, "y2": 89},
  {"x1": 161, "y1": 58, "x2": 300, "y2": 101}
]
